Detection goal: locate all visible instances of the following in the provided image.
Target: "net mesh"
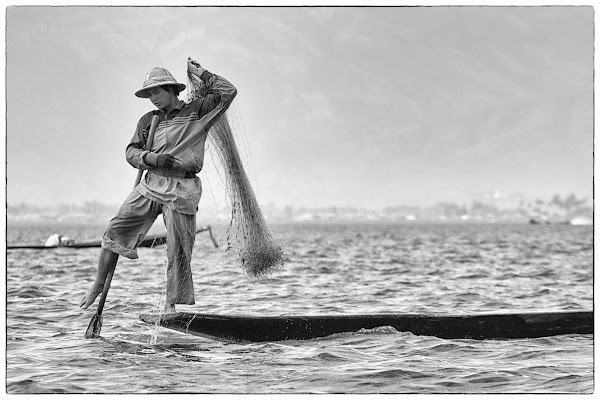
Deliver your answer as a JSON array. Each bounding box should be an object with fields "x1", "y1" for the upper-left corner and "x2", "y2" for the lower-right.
[{"x1": 186, "y1": 68, "x2": 285, "y2": 280}]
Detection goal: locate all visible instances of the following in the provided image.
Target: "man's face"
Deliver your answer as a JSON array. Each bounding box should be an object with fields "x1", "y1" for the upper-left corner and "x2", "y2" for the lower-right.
[{"x1": 147, "y1": 86, "x2": 173, "y2": 110}]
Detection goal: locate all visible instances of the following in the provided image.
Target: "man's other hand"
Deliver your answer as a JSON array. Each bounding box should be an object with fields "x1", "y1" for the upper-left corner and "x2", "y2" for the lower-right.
[{"x1": 156, "y1": 154, "x2": 182, "y2": 169}]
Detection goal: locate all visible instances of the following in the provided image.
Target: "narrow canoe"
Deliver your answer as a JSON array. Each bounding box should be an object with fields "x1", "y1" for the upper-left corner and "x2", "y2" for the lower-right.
[
  {"x1": 139, "y1": 311, "x2": 593, "y2": 342},
  {"x1": 7, "y1": 226, "x2": 217, "y2": 249}
]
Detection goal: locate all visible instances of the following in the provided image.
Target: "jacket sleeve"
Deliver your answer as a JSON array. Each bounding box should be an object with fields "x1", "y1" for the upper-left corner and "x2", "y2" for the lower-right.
[
  {"x1": 191, "y1": 68, "x2": 237, "y2": 131},
  {"x1": 125, "y1": 111, "x2": 155, "y2": 169}
]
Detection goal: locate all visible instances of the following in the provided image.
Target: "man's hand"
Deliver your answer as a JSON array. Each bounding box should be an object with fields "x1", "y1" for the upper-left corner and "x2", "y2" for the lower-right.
[
  {"x1": 187, "y1": 57, "x2": 202, "y2": 76},
  {"x1": 156, "y1": 154, "x2": 182, "y2": 169}
]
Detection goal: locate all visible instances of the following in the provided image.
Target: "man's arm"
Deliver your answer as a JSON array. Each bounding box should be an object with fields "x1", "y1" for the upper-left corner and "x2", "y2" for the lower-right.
[
  {"x1": 187, "y1": 58, "x2": 238, "y2": 130},
  {"x1": 125, "y1": 112, "x2": 155, "y2": 169}
]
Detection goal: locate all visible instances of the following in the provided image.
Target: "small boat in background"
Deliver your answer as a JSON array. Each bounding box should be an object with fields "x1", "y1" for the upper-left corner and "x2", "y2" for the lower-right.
[
  {"x1": 529, "y1": 216, "x2": 593, "y2": 226},
  {"x1": 569, "y1": 216, "x2": 593, "y2": 226},
  {"x1": 529, "y1": 218, "x2": 551, "y2": 225},
  {"x1": 7, "y1": 225, "x2": 218, "y2": 250}
]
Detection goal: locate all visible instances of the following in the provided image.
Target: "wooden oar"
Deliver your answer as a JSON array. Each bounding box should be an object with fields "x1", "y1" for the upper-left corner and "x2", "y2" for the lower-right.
[
  {"x1": 134, "y1": 114, "x2": 160, "y2": 187},
  {"x1": 84, "y1": 263, "x2": 116, "y2": 338},
  {"x1": 85, "y1": 114, "x2": 160, "y2": 338}
]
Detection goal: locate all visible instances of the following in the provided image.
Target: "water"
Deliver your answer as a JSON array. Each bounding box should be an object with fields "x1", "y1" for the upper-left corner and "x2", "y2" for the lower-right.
[{"x1": 6, "y1": 221, "x2": 593, "y2": 393}]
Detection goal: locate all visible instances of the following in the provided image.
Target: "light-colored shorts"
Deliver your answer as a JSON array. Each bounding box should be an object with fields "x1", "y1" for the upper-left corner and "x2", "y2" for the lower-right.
[{"x1": 101, "y1": 190, "x2": 163, "y2": 259}]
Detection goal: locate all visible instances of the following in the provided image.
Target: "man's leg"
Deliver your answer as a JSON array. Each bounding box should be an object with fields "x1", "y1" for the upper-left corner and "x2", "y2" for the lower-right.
[
  {"x1": 80, "y1": 248, "x2": 119, "y2": 309},
  {"x1": 80, "y1": 189, "x2": 161, "y2": 309},
  {"x1": 163, "y1": 207, "x2": 196, "y2": 313}
]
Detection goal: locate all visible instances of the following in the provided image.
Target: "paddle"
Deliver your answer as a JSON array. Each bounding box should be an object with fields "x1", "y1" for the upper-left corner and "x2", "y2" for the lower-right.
[
  {"x1": 84, "y1": 263, "x2": 116, "y2": 338},
  {"x1": 134, "y1": 114, "x2": 160, "y2": 187},
  {"x1": 85, "y1": 114, "x2": 160, "y2": 338}
]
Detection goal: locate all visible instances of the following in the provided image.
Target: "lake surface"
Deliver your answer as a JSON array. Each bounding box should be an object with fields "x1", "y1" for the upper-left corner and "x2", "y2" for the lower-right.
[{"x1": 6, "y1": 221, "x2": 593, "y2": 393}]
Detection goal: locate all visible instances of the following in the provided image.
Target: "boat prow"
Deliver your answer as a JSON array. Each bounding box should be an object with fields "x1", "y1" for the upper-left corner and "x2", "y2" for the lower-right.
[{"x1": 139, "y1": 311, "x2": 593, "y2": 342}]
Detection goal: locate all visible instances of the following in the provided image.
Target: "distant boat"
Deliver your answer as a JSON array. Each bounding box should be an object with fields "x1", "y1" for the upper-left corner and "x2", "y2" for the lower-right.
[
  {"x1": 569, "y1": 216, "x2": 593, "y2": 226},
  {"x1": 529, "y1": 218, "x2": 551, "y2": 225},
  {"x1": 7, "y1": 226, "x2": 218, "y2": 250},
  {"x1": 529, "y1": 216, "x2": 592, "y2": 226}
]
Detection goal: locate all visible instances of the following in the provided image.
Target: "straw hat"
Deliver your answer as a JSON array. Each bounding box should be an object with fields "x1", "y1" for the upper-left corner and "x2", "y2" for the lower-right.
[{"x1": 135, "y1": 67, "x2": 186, "y2": 98}]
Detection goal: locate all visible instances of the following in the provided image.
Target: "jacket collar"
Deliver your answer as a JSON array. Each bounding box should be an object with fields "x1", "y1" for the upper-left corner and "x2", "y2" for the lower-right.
[{"x1": 160, "y1": 100, "x2": 186, "y2": 116}]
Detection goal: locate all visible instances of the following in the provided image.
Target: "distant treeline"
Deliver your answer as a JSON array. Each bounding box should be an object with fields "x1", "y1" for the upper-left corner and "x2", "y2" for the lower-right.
[
  {"x1": 8, "y1": 201, "x2": 119, "y2": 217},
  {"x1": 7, "y1": 193, "x2": 592, "y2": 223},
  {"x1": 379, "y1": 193, "x2": 591, "y2": 222},
  {"x1": 272, "y1": 193, "x2": 592, "y2": 222}
]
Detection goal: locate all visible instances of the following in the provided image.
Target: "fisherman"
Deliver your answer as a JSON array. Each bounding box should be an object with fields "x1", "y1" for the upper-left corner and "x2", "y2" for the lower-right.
[
  {"x1": 80, "y1": 58, "x2": 237, "y2": 313},
  {"x1": 45, "y1": 233, "x2": 74, "y2": 247}
]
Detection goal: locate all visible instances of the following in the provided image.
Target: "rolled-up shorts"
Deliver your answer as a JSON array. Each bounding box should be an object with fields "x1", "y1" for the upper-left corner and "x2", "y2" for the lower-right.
[{"x1": 101, "y1": 190, "x2": 163, "y2": 259}]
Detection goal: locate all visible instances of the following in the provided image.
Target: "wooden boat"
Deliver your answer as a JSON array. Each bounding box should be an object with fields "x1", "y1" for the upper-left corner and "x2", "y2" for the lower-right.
[
  {"x1": 139, "y1": 310, "x2": 593, "y2": 342},
  {"x1": 7, "y1": 226, "x2": 218, "y2": 249}
]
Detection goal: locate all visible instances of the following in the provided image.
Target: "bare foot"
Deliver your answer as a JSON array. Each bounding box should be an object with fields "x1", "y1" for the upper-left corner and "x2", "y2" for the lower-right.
[
  {"x1": 80, "y1": 283, "x2": 104, "y2": 309},
  {"x1": 164, "y1": 303, "x2": 176, "y2": 314}
]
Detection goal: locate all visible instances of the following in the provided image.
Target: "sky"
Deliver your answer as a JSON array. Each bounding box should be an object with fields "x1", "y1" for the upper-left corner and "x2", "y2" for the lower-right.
[{"x1": 5, "y1": 5, "x2": 594, "y2": 210}]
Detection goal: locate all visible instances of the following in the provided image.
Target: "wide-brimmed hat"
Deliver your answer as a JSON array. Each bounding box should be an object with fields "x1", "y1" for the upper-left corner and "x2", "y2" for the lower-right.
[{"x1": 135, "y1": 67, "x2": 186, "y2": 98}]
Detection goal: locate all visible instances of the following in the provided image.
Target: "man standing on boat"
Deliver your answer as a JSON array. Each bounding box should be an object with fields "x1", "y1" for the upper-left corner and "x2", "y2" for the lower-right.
[{"x1": 80, "y1": 58, "x2": 237, "y2": 313}]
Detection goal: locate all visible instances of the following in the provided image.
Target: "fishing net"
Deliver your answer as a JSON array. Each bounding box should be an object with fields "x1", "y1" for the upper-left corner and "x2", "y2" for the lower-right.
[{"x1": 186, "y1": 65, "x2": 285, "y2": 280}]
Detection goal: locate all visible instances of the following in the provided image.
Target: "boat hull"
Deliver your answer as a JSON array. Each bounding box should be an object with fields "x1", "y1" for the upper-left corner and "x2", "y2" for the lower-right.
[
  {"x1": 139, "y1": 311, "x2": 593, "y2": 342},
  {"x1": 7, "y1": 226, "x2": 216, "y2": 250},
  {"x1": 7, "y1": 233, "x2": 167, "y2": 249}
]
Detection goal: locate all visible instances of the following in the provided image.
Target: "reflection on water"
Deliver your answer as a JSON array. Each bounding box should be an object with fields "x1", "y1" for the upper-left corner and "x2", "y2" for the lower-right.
[{"x1": 6, "y1": 222, "x2": 593, "y2": 393}]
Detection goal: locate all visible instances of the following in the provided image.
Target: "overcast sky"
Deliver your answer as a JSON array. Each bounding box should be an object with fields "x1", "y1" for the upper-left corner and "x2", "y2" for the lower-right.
[{"x1": 6, "y1": 6, "x2": 593, "y2": 210}]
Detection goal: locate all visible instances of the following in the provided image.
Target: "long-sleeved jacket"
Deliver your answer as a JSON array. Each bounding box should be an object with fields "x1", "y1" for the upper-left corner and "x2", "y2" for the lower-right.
[{"x1": 125, "y1": 69, "x2": 237, "y2": 214}]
